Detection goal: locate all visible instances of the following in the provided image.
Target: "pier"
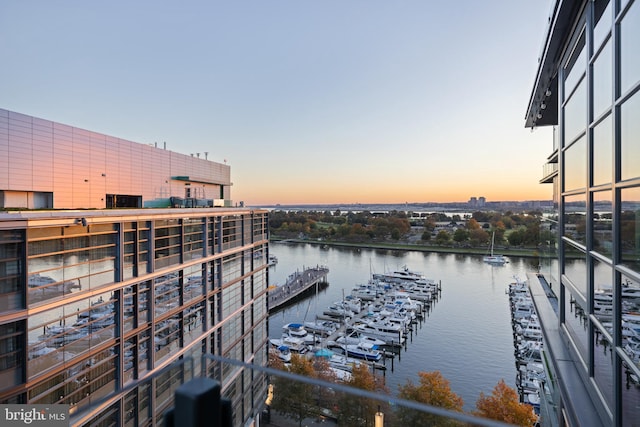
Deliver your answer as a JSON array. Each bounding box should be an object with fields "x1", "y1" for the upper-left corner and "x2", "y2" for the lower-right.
[{"x1": 268, "y1": 266, "x2": 330, "y2": 312}]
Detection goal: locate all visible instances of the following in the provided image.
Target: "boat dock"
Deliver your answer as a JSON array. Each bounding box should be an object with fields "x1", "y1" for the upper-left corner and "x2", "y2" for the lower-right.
[{"x1": 268, "y1": 266, "x2": 330, "y2": 312}]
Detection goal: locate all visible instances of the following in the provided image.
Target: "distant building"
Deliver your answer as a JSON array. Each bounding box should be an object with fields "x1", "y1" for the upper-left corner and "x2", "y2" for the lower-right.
[
  {"x1": 526, "y1": 1, "x2": 640, "y2": 425},
  {"x1": 0, "y1": 109, "x2": 270, "y2": 426}
]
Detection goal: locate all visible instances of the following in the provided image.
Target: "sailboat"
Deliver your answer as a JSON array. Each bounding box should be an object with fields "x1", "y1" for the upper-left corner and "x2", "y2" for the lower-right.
[{"x1": 483, "y1": 231, "x2": 507, "y2": 265}]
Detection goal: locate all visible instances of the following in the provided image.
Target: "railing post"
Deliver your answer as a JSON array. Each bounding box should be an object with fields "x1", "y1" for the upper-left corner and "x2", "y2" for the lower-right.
[{"x1": 164, "y1": 377, "x2": 232, "y2": 427}]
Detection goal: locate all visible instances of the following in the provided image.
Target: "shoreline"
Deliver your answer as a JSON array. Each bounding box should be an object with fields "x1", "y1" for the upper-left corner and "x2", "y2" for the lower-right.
[{"x1": 269, "y1": 237, "x2": 554, "y2": 259}]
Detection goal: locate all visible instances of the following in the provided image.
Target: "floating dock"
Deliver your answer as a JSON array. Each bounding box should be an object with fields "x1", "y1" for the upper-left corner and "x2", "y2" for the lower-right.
[{"x1": 268, "y1": 266, "x2": 330, "y2": 312}]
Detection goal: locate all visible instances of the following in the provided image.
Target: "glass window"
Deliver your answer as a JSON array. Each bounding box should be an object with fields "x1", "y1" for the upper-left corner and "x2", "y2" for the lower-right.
[
  {"x1": 593, "y1": 190, "x2": 613, "y2": 257},
  {"x1": 593, "y1": 115, "x2": 613, "y2": 185},
  {"x1": 593, "y1": 333, "x2": 614, "y2": 409},
  {"x1": 564, "y1": 78, "x2": 587, "y2": 143},
  {"x1": 564, "y1": 193, "x2": 587, "y2": 246},
  {"x1": 593, "y1": 41, "x2": 612, "y2": 118},
  {"x1": 621, "y1": 1, "x2": 640, "y2": 95},
  {"x1": 621, "y1": 93, "x2": 640, "y2": 181},
  {"x1": 565, "y1": 39, "x2": 586, "y2": 95},
  {"x1": 593, "y1": 259, "x2": 613, "y2": 322},
  {"x1": 622, "y1": 360, "x2": 640, "y2": 425},
  {"x1": 564, "y1": 290, "x2": 589, "y2": 361},
  {"x1": 565, "y1": 255, "x2": 588, "y2": 298},
  {"x1": 564, "y1": 135, "x2": 587, "y2": 191},
  {"x1": 593, "y1": 0, "x2": 612, "y2": 50},
  {"x1": 620, "y1": 186, "x2": 640, "y2": 273}
]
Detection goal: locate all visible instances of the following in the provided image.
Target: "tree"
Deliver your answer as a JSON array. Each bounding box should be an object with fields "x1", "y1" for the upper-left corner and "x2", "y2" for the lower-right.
[
  {"x1": 337, "y1": 363, "x2": 389, "y2": 427},
  {"x1": 270, "y1": 354, "x2": 317, "y2": 427},
  {"x1": 474, "y1": 380, "x2": 537, "y2": 426},
  {"x1": 396, "y1": 371, "x2": 464, "y2": 426},
  {"x1": 453, "y1": 228, "x2": 470, "y2": 243},
  {"x1": 435, "y1": 230, "x2": 450, "y2": 245}
]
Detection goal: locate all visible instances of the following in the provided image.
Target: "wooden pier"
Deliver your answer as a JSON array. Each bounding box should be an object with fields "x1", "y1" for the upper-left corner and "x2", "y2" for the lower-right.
[{"x1": 268, "y1": 266, "x2": 330, "y2": 312}]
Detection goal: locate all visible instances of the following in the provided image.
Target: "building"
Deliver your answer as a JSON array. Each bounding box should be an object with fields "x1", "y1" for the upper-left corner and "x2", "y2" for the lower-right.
[
  {"x1": 526, "y1": 0, "x2": 640, "y2": 425},
  {"x1": 0, "y1": 109, "x2": 231, "y2": 210},
  {"x1": 0, "y1": 109, "x2": 270, "y2": 426}
]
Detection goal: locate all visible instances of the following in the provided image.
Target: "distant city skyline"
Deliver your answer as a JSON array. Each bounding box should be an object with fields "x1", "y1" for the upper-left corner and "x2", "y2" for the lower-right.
[{"x1": 0, "y1": 1, "x2": 554, "y2": 205}]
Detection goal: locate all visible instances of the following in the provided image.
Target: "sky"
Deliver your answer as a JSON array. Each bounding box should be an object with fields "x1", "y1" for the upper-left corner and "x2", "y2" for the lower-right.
[{"x1": 0, "y1": 1, "x2": 555, "y2": 206}]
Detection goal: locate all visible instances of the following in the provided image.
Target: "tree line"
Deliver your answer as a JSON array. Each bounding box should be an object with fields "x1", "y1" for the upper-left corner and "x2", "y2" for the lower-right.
[
  {"x1": 269, "y1": 209, "x2": 557, "y2": 248},
  {"x1": 268, "y1": 353, "x2": 537, "y2": 426}
]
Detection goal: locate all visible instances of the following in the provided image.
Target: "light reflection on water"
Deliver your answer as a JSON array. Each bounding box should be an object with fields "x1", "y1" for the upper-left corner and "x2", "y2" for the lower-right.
[{"x1": 268, "y1": 242, "x2": 544, "y2": 410}]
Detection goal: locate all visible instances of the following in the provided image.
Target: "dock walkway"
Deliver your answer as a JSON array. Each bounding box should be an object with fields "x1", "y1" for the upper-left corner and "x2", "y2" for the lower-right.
[{"x1": 268, "y1": 266, "x2": 330, "y2": 312}]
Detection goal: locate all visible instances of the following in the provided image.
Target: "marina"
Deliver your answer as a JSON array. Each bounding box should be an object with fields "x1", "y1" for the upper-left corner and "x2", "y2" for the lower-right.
[
  {"x1": 268, "y1": 241, "x2": 539, "y2": 410},
  {"x1": 507, "y1": 276, "x2": 546, "y2": 414},
  {"x1": 270, "y1": 262, "x2": 443, "y2": 378}
]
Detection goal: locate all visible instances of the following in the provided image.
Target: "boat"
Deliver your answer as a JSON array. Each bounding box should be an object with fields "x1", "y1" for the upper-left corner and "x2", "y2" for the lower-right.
[
  {"x1": 28, "y1": 341, "x2": 57, "y2": 360},
  {"x1": 372, "y1": 265, "x2": 425, "y2": 284},
  {"x1": 273, "y1": 345, "x2": 292, "y2": 362},
  {"x1": 269, "y1": 335, "x2": 308, "y2": 353},
  {"x1": 335, "y1": 341, "x2": 382, "y2": 362},
  {"x1": 353, "y1": 320, "x2": 404, "y2": 345},
  {"x1": 303, "y1": 320, "x2": 337, "y2": 336},
  {"x1": 483, "y1": 232, "x2": 507, "y2": 265},
  {"x1": 336, "y1": 331, "x2": 386, "y2": 347},
  {"x1": 268, "y1": 255, "x2": 278, "y2": 267},
  {"x1": 282, "y1": 323, "x2": 320, "y2": 345},
  {"x1": 28, "y1": 274, "x2": 81, "y2": 293}
]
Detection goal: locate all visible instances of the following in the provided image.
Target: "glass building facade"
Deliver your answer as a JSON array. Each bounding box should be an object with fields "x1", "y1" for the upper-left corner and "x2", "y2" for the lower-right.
[
  {"x1": 527, "y1": 0, "x2": 640, "y2": 425},
  {"x1": 0, "y1": 111, "x2": 270, "y2": 426}
]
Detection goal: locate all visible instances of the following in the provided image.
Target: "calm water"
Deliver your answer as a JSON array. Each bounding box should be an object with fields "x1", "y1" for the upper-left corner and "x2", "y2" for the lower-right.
[{"x1": 268, "y1": 241, "x2": 542, "y2": 410}]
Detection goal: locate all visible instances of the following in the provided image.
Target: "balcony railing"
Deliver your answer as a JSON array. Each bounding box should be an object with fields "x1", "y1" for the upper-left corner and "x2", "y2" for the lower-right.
[{"x1": 70, "y1": 354, "x2": 518, "y2": 427}]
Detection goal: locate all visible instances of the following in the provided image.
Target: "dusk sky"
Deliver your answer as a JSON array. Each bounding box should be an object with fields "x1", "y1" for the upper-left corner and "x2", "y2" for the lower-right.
[{"x1": 1, "y1": 1, "x2": 554, "y2": 206}]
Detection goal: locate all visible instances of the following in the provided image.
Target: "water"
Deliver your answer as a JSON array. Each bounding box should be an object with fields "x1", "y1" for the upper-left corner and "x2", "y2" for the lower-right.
[{"x1": 268, "y1": 241, "x2": 542, "y2": 410}]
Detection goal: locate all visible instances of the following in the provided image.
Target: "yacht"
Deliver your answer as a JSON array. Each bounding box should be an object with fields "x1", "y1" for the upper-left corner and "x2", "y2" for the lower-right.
[
  {"x1": 353, "y1": 321, "x2": 404, "y2": 345},
  {"x1": 337, "y1": 341, "x2": 382, "y2": 362}
]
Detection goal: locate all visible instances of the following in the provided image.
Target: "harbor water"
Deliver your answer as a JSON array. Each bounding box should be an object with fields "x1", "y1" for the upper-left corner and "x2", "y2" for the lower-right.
[{"x1": 268, "y1": 241, "x2": 547, "y2": 410}]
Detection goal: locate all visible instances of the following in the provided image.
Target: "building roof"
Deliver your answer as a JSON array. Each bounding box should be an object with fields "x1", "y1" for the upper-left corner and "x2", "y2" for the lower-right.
[{"x1": 525, "y1": 0, "x2": 585, "y2": 128}]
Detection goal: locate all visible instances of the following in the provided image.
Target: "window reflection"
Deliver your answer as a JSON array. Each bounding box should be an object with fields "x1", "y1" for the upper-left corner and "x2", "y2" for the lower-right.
[
  {"x1": 564, "y1": 193, "x2": 587, "y2": 245},
  {"x1": 565, "y1": 255, "x2": 588, "y2": 298},
  {"x1": 593, "y1": 190, "x2": 612, "y2": 258},
  {"x1": 621, "y1": 93, "x2": 640, "y2": 181},
  {"x1": 564, "y1": 135, "x2": 586, "y2": 191},
  {"x1": 620, "y1": 187, "x2": 640, "y2": 273},
  {"x1": 564, "y1": 79, "x2": 587, "y2": 143},
  {"x1": 621, "y1": 1, "x2": 640, "y2": 95},
  {"x1": 593, "y1": 115, "x2": 612, "y2": 186},
  {"x1": 593, "y1": 41, "x2": 612, "y2": 118},
  {"x1": 593, "y1": 259, "x2": 613, "y2": 322},
  {"x1": 594, "y1": 331, "x2": 614, "y2": 409},
  {"x1": 564, "y1": 290, "x2": 589, "y2": 359}
]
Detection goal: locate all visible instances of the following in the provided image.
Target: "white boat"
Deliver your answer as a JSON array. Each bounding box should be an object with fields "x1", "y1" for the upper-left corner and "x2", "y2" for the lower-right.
[
  {"x1": 336, "y1": 331, "x2": 386, "y2": 347},
  {"x1": 273, "y1": 345, "x2": 291, "y2": 362},
  {"x1": 269, "y1": 336, "x2": 308, "y2": 353},
  {"x1": 373, "y1": 265, "x2": 425, "y2": 284},
  {"x1": 303, "y1": 320, "x2": 337, "y2": 336},
  {"x1": 324, "y1": 302, "x2": 354, "y2": 318},
  {"x1": 338, "y1": 341, "x2": 382, "y2": 361},
  {"x1": 28, "y1": 341, "x2": 57, "y2": 360},
  {"x1": 282, "y1": 323, "x2": 320, "y2": 345},
  {"x1": 268, "y1": 255, "x2": 278, "y2": 267},
  {"x1": 327, "y1": 354, "x2": 365, "y2": 373},
  {"x1": 354, "y1": 321, "x2": 404, "y2": 345},
  {"x1": 43, "y1": 325, "x2": 88, "y2": 346},
  {"x1": 483, "y1": 232, "x2": 507, "y2": 265},
  {"x1": 28, "y1": 274, "x2": 81, "y2": 293}
]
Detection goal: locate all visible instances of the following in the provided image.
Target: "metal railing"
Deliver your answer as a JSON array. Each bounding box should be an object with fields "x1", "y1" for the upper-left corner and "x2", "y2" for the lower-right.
[{"x1": 70, "y1": 353, "x2": 520, "y2": 427}]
